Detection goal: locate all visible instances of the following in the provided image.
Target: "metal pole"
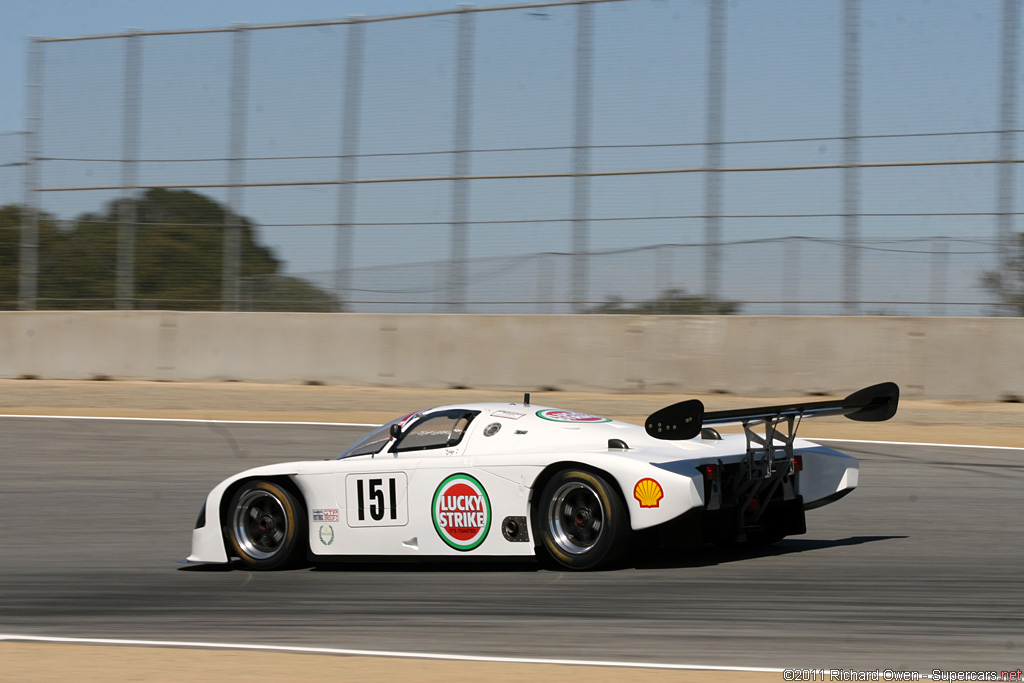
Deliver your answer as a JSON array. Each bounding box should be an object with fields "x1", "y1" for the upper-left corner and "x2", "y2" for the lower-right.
[
  {"x1": 842, "y1": 0, "x2": 861, "y2": 314},
  {"x1": 655, "y1": 243, "x2": 670, "y2": 296},
  {"x1": 783, "y1": 237, "x2": 799, "y2": 316},
  {"x1": 929, "y1": 237, "x2": 948, "y2": 316},
  {"x1": 704, "y1": 0, "x2": 725, "y2": 304},
  {"x1": 19, "y1": 37, "x2": 43, "y2": 311},
  {"x1": 335, "y1": 17, "x2": 365, "y2": 312},
  {"x1": 449, "y1": 6, "x2": 475, "y2": 313},
  {"x1": 571, "y1": 2, "x2": 594, "y2": 313},
  {"x1": 223, "y1": 24, "x2": 250, "y2": 311},
  {"x1": 435, "y1": 260, "x2": 446, "y2": 313},
  {"x1": 538, "y1": 253, "x2": 553, "y2": 314},
  {"x1": 997, "y1": 0, "x2": 1019, "y2": 285},
  {"x1": 117, "y1": 29, "x2": 142, "y2": 310}
]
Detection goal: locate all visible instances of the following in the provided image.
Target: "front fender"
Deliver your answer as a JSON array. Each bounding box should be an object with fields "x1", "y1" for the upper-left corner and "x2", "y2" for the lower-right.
[{"x1": 186, "y1": 461, "x2": 306, "y2": 564}]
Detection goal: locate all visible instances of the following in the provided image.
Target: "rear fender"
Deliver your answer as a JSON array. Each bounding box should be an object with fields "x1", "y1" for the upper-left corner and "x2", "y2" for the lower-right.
[
  {"x1": 797, "y1": 445, "x2": 860, "y2": 508},
  {"x1": 527, "y1": 455, "x2": 703, "y2": 532}
]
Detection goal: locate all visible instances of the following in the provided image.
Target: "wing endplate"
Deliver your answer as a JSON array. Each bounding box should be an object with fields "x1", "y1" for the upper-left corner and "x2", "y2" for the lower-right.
[
  {"x1": 843, "y1": 382, "x2": 900, "y2": 422},
  {"x1": 644, "y1": 399, "x2": 704, "y2": 441}
]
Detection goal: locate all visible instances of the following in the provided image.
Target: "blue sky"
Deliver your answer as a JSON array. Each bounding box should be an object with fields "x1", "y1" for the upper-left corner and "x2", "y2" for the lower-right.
[{"x1": 0, "y1": 1, "x2": 1019, "y2": 313}]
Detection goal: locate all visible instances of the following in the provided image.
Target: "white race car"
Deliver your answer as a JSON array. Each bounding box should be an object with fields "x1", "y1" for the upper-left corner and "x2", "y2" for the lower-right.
[{"x1": 187, "y1": 383, "x2": 898, "y2": 570}]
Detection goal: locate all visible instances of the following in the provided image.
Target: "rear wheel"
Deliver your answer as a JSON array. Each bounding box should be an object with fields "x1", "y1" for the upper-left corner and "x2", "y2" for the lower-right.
[
  {"x1": 535, "y1": 469, "x2": 629, "y2": 570},
  {"x1": 227, "y1": 481, "x2": 306, "y2": 570}
]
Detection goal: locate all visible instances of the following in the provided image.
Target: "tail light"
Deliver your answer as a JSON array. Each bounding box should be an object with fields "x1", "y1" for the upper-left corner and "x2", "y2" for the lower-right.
[
  {"x1": 700, "y1": 463, "x2": 719, "y2": 481},
  {"x1": 793, "y1": 455, "x2": 803, "y2": 472}
]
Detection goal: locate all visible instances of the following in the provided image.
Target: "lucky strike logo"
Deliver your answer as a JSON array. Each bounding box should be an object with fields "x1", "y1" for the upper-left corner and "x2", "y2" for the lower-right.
[
  {"x1": 432, "y1": 474, "x2": 491, "y2": 551},
  {"x1": 535, "y1": 409, "x2": 610, "y2": 423}
]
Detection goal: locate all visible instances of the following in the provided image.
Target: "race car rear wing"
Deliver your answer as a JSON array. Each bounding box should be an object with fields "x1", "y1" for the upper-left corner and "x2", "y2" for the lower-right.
[
  {"x1": 644, "y1": 382, "x2": 899, "y2": 441},
  {"x1": 645, "y1": 382, "x2": 898, "y2": 541}
]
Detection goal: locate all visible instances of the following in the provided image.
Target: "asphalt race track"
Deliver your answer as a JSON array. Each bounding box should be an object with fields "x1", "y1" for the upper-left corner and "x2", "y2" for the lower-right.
[{"x1": 2, "y1": 417, "x2": 1021, "y2": 673}]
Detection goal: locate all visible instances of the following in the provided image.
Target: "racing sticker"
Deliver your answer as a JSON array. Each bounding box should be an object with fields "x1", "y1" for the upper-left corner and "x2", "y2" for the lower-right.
[
  {"x1": 432, "y1": 473, "x2": 491, "y2": 551},
  {"x1": 633, "y1": 478, "x2": 664, "y2": 508},
  {"x1": 313, "y1": 508, "x2": 339, "y2": 522},
  {"x1": 318, "y1": 525, "x2": 335, "y2": 546},
  {"x1": 535, "y1": 409, "x2": 610, "y2": 423}
]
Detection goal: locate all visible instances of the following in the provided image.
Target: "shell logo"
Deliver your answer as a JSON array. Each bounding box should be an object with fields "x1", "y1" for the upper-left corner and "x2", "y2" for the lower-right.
[{"x1": 633, "y1": 478, "x2": 664, "y2": 508}]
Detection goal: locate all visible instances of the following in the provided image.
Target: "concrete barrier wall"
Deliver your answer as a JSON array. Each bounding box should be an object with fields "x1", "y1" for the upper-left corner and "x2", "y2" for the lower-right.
[{"x1": 1, "y1": 311, "x2": 1021, "y2": 401}]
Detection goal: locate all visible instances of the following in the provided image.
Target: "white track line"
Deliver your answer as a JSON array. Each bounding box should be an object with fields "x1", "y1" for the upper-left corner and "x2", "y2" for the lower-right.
[
  {"x1": 0, "y1": 414, "x2": 377, "y2": 427},
  {"x1": 2, "y1": 413, "x2": 1020, "y2": 451},
  {"x1": 811, "y1": 437, "x2": 1024, "y2": 451},
  {"x1": 0, "y1": 634, "x2": 785, "y2": 673}
]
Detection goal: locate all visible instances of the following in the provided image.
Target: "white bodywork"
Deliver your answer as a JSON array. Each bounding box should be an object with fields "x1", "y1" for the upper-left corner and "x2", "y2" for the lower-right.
[{"x1": 188, "y1": 402, "x2": 858, "y2": 564}]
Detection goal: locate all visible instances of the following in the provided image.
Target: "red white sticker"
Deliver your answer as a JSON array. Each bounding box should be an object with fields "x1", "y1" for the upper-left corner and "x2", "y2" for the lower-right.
[
  {"x1": 397, "y1": 411, "x2": 422, "y2": 428},
  {"x1": 633, "y1": 478, "x2": 664, "y2": 508},
  {"x1": 432, "y1": 474, "x2": 491, "y2": 551},
  {"x1": 312, "y1": 508, "x2": 339, "y2": 522},
  {"x1": 535, "y1": 409, "x2": 610, "y2": 423}
]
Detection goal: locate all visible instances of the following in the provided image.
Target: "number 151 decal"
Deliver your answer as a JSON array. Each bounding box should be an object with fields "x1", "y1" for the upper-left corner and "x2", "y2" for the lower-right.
[{"x1": 345, "y1": 473, "x2": 409, "y2": 527}]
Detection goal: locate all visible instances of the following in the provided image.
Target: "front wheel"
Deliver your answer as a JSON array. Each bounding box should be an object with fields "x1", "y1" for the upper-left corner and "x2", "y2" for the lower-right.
[
  {"x1": 226, "y1": 481, "x2": 306, "y2": 570},
  {"x1": 535, "y1": 469, "x2": 629, "y2": 570}
]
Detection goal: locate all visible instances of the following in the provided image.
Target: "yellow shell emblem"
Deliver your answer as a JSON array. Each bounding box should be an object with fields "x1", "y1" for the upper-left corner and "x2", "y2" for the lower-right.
[{"x1": 633, "y1": 478, "x2": 664, "y2": 508}]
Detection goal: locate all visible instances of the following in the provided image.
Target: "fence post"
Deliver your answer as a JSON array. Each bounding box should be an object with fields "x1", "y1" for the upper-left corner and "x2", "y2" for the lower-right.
[
  {"x1": 117, "y1": 28, "x2": 142, "y2": 310},
  {"x1": 997, "y1": 0, "x2": 1019, "y2": 291},
  {"x1": 335, "y1": 17, "x2": 365, "y2": 312},
  {"x1": 448, "y1": 6, "x2": 475, "y2": 313},
  {"x1": 19, "y1": 37, "x2": 43, "y2": 311},
  {"x1": 571, "y1": 1, "x2": 594, "y2": 313},
  {"x1": 842, "y1": 0, "x2": 861, "y2": 314},
  {"x1": 537, "y1": 252, "x2": 554, "y2": 314},
  {"x1": 704, "y1": 0, "x2": 725, "y2": 305},
  {"x1": 222, "y1": 23, "x2": 250, "y2": 311},
  {"x1": 655, "y1": 243, "x2": 671, "y2": 296},
  {"x1": 783, "y1": 237, "x2": 801, "y2": 316},
  {"x1": 929, "y1": 237, "x2": 948, "y2": 316}
]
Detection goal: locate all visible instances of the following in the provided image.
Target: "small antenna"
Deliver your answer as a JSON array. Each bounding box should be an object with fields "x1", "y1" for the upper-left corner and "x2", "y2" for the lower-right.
[{"x1": 523, "y1": 392, "x2": 530, "y2": 405}]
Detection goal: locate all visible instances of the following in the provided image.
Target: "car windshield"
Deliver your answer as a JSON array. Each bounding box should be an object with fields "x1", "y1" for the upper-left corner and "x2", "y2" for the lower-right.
[
  {"x1": 336, "y1": 408, "x2": 478, "y2": 459},
  {"x1": 337, "y1": 417, "x2": 405, "y2": 459}
]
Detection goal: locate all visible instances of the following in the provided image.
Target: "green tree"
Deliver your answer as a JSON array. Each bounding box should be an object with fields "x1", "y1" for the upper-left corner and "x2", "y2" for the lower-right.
[
  {"x1": 0, "y1": 189, "x2": 339, "y2": 311},
  {"x1": 0, "y1": 205, "x2": 66, "y2": 309},
  {"x1": 0, "y1": 205, "x2": 25, "y2": 309},
  {"x1": 586, "y1": 287, "x2": 739, "y2": 315},
  {"x1": 981, "y1": 233, "x2": 1024, "y2": 315}
]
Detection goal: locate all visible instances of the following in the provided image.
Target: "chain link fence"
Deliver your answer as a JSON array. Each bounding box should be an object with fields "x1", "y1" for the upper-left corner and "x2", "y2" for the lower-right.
[{"x1": 3, "y1": 0, "x2": 1022, "y2": 315}]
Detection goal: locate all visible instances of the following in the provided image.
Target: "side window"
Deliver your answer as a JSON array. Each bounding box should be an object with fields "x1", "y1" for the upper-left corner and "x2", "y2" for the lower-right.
[{"x1": 393, "y1": 410, "x2": 478, "y2": 453}]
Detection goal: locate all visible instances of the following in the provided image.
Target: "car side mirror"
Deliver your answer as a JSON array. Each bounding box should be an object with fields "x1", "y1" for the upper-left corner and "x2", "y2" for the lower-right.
[{"x1": 390, "y1": 423, "x2": 403, "y2": 439}]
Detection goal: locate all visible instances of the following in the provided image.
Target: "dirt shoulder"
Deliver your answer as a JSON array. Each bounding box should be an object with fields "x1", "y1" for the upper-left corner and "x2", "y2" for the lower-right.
[
  {"x1": 1, "y1": 378, "x2": 1021, "y2": 447},
  {"x1": 0, "y1": 643, "x2": 785, "y2": 683}
]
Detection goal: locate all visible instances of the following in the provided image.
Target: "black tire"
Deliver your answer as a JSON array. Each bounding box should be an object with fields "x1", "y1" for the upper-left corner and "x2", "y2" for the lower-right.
[
  {"x1": 535, "y1": 469, "x2": 629, "y2": 570},
  {"x1": 226, "y1": 481, "x2": 306, "y2": 570}
]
